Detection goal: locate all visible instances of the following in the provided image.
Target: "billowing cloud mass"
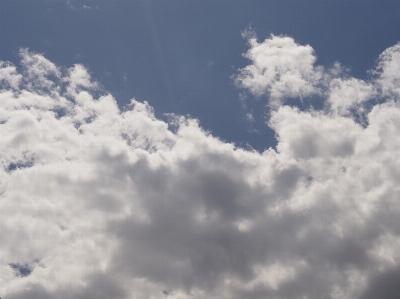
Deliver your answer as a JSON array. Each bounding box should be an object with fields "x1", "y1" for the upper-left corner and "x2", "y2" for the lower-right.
[{"x1": 1, "y1": 33, "x2": 400, "y2": 299}]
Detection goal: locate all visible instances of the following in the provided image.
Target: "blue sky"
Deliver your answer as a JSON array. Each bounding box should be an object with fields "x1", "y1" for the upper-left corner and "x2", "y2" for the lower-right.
[
  {"x1": 2, "y1": 1, "x2": 400, "y2": 299},
  {"x1": 2, "y1": 0, "x2": 400, "y2": 151}
]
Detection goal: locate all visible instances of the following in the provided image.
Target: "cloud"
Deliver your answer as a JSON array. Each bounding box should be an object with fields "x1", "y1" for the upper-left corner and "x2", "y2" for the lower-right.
[
  {"x1": 234, "y1": 31, "x2": 325, "y2": 106},
  {"x1": 1, "y1": 37, "x2": 400, "y2": 299},
  {"x1": 373, "y1": 42, "x2": 400, "y2": 98}
]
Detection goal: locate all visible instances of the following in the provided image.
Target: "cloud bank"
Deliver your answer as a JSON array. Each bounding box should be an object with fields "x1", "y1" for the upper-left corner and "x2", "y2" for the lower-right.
[{"x1": 1, "y1": 34, "x2": 400, "y2": 299}]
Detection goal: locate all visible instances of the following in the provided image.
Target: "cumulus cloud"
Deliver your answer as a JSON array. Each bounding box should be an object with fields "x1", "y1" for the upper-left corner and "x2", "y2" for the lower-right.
[
  {"x1": 235, "y1": 31, "x2": 326, "y2": 106},
  {"x1": 374, "y1": 42, "x2": 400, "y2": 98},
  {"x1": 2, "y1": 37, "x2": 400, "y2": 299}
]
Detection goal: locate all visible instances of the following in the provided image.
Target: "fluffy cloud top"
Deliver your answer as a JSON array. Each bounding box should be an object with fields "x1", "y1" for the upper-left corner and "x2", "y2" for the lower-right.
[
  {"x1": 235, "y1": 31, "x2": 325, "y2": 105},
  {"x1": 1, "y1": 37, "x2": 400, "y2": 299}
]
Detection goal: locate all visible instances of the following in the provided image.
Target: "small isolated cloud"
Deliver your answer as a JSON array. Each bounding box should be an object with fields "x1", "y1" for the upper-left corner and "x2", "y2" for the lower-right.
[
  {"x1": 235, "y1": 31, "x2": 325, "y2": 106},
  {"x1": 82, "y1": 5, "x2": 99, "y2": 10},
  {"x1": 65, "y1": 1, "x2": 98, "y2": 11},
  {"x1": 2, "y1": 35, "x2": 400, "y2": 299}
]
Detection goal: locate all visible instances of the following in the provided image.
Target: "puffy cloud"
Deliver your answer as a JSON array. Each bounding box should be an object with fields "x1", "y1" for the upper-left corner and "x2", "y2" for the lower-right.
[
  {"x1": 328, "y1": 78, "x2": 375, "y2": 119},
  {"x1": 374, "y1": 42, "x2": 400, "y2": 98},
  {"x1": 2, "y1": 38, "x2": 400, "y2": 299},
  {"x1": 19, "y1": 48, "x2": 62, "y2": 93},
  {"x1": 235, "y1": 31, "x2": 325, "y2": 105},
  {"x1": 0, "y1": 61, "x2": 22, "y2": 90}
]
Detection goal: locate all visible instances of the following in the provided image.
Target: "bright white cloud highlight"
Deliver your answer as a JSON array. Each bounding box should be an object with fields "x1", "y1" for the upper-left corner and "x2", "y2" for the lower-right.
[
  {"x1": 235, "y1": 31, "x2": 325, "y2": 105},
  {"x1": 1, "y1": 38, "x2": 400, "y2": 299}
]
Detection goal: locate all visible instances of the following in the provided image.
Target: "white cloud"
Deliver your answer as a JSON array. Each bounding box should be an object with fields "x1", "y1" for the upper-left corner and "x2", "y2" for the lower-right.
[
  {"x1": 2, "y1": 39, "x2": 400, "y2": 299},
  {"x1": 0, "y1": 61, "x2": 22, "y2": 90},
  {"x1": 328, "y1": 78, "x2": 375, "y2": 118},
  {"x1": 19, "y1": 48, "x2": 61, "y2": 93},
  {"x1": 235, "y1": 32, "x2": 325, "y2": 106},
  {"x1": 374, "y1": 42, "x2": 400, "y2": 98}
]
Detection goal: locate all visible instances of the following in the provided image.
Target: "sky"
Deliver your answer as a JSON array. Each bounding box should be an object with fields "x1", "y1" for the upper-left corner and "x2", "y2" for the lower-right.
[{"x1": 1, "y1": 1, "x2": 400, "y2": 298}]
